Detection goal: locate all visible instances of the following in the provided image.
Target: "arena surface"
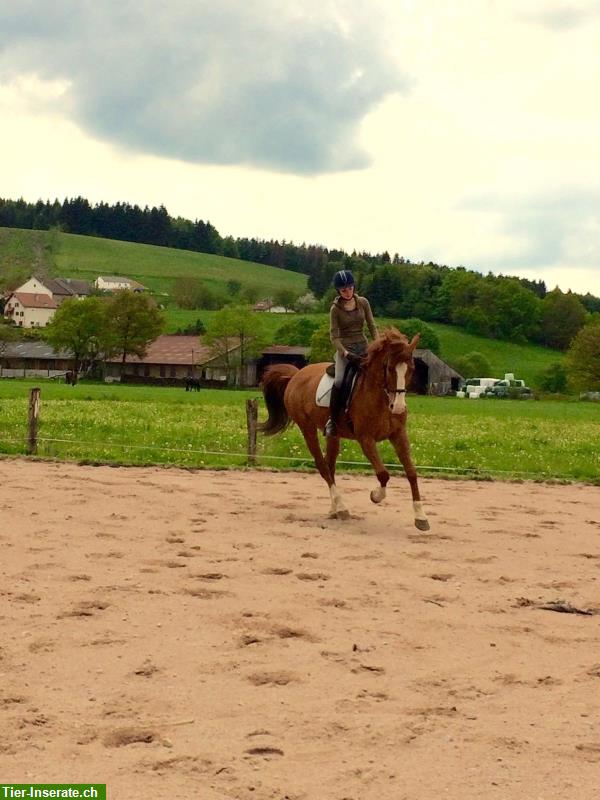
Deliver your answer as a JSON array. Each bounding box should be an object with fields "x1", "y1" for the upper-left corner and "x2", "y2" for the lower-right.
[{"x1": 1, "y1": 458, "x2": 600, "y2": 799}]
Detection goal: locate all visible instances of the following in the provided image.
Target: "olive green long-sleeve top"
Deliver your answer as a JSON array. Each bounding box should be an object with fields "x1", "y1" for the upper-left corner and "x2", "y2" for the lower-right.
[{"x1": 329, "y1": 294, "x2": 378, "y2": 356}]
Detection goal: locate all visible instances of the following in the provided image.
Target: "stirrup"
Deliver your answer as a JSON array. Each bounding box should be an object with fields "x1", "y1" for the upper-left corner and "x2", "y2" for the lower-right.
[{"x1": 324, "y1": 418, "x2": 337, "y2": 437}]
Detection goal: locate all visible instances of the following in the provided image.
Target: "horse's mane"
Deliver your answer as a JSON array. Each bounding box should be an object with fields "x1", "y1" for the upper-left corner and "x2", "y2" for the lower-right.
[{"x1": 364, "y1": 327, "x2": 410, "y2": 368}]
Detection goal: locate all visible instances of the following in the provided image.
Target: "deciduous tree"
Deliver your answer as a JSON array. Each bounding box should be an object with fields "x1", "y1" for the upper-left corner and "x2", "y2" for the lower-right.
[
  {"x1": 44, "y1": 296, "x2": 111, "y2": 380},
  {"x1": 204, "y1": 305, "x2": 267, "y2": 377},
  {"x1": 106, "y1": 291, "x2": 164, "y2": 370},
  {"x1": 539, "y1": 289, "x2": 587, "y2": 350},
  {"x1": 565, "y1": 319, "x2": 600, "y2": 391}
]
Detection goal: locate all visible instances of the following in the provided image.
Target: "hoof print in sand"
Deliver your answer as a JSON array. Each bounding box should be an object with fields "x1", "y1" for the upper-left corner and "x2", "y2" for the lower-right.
[
  {"x1": 133, "y1": 659, "x2": 159, "y2": 678},
  {"x1": 262, "y1": 567, "x2": 293, "y2": 576},
  {"x1": 182, "y1": 587, "x2": 229, "y2": 600},
  {"x1": 58, "y1": 600, "x2": 110, "y2": 618},
  {"x1": 245, "y1": 746, "x2": 284, "y2": 758},
  {"x1": 247, "y1": 671, "x2": 298, "y2": 687},
  {"x1": 272, "y1": 625, "x2": 316, "y2": 642},
  {"x1": 239, "y1": 634, "x2": 262, "y2": 647},
  {"x1": 103, "y1": 726, "x2": 158, "y2": 748}
]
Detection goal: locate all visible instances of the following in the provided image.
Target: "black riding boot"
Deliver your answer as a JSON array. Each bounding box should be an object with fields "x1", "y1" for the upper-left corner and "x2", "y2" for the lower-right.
[{"x1": 325, "y1": 384, "x2": 343, "y2": 437}]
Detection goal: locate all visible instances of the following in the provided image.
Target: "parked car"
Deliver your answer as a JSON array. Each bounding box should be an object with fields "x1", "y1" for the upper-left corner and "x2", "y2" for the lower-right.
[{"x1": 483, "y1": 379, "x2": 533, "y2": 399}]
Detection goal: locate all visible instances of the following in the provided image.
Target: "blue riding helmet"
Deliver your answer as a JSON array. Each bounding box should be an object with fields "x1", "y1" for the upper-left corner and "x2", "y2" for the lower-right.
[{"x1": 333, "y1": 270, "x2": 355, "y2": 290}]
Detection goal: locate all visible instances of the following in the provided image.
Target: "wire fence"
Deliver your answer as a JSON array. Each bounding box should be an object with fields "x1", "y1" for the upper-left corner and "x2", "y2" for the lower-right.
[
  {"x1": 0, "y1": 432, "x2": 568, "y2": 480},
  {"x1": 0, "y1": 387, "x2": 589, "y2": 482}
]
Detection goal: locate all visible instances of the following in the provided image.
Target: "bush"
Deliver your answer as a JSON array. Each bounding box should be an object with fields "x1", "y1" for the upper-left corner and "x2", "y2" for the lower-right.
[
  {"x1": 452, "y1": 351, "x2": 492, "y2": 379},
  {"x1": 176, "y1": 318, "x2": 206, "y2": 335},
  {"x1": 536, "y1": 362, "x2": 568, "y2": 393},
  {"x1": 276, "y1": 317, "x2": 319, "y2": 347},
  {"x1": 395, "y1": 318, "x2": 441, "y2": 355}
]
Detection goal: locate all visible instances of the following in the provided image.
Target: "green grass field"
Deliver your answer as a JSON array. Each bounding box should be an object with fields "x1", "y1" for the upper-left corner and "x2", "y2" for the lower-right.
[{"x1": 0, "y1": 380, "x2": 597, "y2": 482}]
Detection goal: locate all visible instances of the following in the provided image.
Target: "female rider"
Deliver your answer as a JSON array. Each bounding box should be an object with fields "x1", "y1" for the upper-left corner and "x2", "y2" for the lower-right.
[{"x1": 325, "y1": 270, "x2": 378, "y2": 437}]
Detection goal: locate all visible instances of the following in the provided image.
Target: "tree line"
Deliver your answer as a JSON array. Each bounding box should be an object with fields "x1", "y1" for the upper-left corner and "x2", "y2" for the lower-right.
[{"x1": 1, "y1": 195, "x2": 599, "y2": 352}]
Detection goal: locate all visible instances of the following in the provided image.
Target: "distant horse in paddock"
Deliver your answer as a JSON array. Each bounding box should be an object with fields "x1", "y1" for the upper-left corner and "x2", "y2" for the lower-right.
[
  {"x1": 259, "y1": 328, "x2": 429, "y2": 530},
  {"x1": 185, "y1": 377, "x2": 201, "y2": 392},
  {"x1": 65, "y1": 370, "x2": 77, "y2": 386}
]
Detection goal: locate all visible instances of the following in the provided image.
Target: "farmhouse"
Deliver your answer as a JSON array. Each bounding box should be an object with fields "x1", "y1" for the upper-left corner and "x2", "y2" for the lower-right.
[
  {"x1": 95, "y1": 276, "x2": 146, "y2": 292},
  {"x1": 3, "y1": 292, "x2": 58, "y2": 328},
  {"x1": 252, "y1": 299, "x2": 291, "y2": 314},
  {"x1": 104, "y1": 334, "x2": 249, "y2": 386},
  {"x1": 3, "y1": 275, "x2": 93, "y2": 328},
  {"x1": 12, "y1": 276, "x2": 93, "y2": 301}
]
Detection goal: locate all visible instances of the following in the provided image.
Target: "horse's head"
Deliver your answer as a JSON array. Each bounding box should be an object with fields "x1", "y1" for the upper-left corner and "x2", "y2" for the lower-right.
[{"x1": 364, "y1": 328, "x2": 420, "y2": 414}]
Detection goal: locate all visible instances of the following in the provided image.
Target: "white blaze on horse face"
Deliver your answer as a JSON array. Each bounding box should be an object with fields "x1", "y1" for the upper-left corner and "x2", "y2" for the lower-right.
[{"x1": 391, "y1": 363, "x2": 408, "y2": 414}]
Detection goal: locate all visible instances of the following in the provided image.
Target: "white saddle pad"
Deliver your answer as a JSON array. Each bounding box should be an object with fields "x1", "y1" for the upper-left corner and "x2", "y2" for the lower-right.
[{"x1": 316, "y1": 372, "x2": 334, "y2": 407}]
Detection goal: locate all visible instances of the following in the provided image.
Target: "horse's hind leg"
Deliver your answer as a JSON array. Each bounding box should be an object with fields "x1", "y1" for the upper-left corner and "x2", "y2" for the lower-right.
[
  {"x1": 389, "y1": 428, "x2": 430, "y2": 531},
  {"x1": 301, "y1": 426, "x2": 349, "y2": 520}
]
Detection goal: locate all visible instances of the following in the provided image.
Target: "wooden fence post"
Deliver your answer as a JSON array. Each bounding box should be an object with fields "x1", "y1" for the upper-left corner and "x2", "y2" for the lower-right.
[
  {"x1": 27, "y1": 387, "x2": 41, "y2": 455},
  {"x1": 246, "y1": 398, "x2": 258, "y2": 466}
]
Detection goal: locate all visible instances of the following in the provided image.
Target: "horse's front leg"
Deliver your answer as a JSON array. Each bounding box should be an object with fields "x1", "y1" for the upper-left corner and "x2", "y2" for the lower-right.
[
  {"x1": 301, "y1": 426, "x2": 349, "y2": 520},
  {"x1": 389, "y1": 428, "x2": 430, "y2": 531},
  {"x1": 357, "y1": 436, "x2": 390, "y2": 504}
]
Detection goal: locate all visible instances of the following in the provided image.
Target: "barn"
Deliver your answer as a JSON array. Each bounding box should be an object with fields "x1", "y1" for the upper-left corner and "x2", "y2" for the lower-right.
[
  {"x1": 412, "y1": 349, "x2": 463, "y2": 395},
  {"x1": 0, "y1": 341, "x2": 74, "y2": 378},
  {"x1": 255, "y1": 345, "x2": 309, "y2": 383}
]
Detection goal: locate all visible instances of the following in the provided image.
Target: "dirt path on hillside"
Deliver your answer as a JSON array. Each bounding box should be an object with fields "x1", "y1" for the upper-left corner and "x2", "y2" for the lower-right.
[{"x1": 1, "y1": 458, "x2": 600, "y2": 800}]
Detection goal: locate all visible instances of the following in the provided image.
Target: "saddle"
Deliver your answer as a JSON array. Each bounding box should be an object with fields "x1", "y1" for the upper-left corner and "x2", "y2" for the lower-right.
[{"x1": 316, "y1": 357, "x2": 362, "y2": 412}]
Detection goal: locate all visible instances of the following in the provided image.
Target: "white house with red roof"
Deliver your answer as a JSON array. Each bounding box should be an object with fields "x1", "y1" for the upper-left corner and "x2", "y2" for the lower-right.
[
  {"x1": 3, "y1": 275, "x2": 93, "y2": 328},
  {"x1": 3, "y1": 292, "x2": 58, "y2": 328}
]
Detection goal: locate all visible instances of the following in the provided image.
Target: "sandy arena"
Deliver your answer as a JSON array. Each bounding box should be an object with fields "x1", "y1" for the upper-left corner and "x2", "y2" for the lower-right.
[{"x1": 1, "y1": 458, "x2": 600, "y2": 799}]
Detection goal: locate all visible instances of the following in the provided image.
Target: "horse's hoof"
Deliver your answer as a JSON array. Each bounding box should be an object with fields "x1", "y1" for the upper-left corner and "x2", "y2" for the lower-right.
[
  {"x1": 414, "y1": 518, "x2": 430, "y2": 531},
  {"x1": 336, "y1": 509, "x2": 350, "y2": 521},
  {"x1": 370, "y1": 488, "x2": 385, "y2": 504}
]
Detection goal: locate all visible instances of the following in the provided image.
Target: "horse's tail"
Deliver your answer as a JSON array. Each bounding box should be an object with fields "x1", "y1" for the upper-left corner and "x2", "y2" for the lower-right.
[{"x1": 258, "y1": 364, "x2": 299, "y2": 436}]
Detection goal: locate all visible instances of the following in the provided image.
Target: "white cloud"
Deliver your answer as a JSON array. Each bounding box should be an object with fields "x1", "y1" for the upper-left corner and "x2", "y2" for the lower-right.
[
  {"x1": 0, "y1": 0, "x2": 599, "y2": 297},
  {"x1": 0, "y1": 0, "x2": 409, "y2": 174}
]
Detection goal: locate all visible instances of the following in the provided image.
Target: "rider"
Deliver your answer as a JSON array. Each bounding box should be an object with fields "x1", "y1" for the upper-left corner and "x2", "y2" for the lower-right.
[{"x1": 325, "y1": 269, "x2": 378, "y2": 437}]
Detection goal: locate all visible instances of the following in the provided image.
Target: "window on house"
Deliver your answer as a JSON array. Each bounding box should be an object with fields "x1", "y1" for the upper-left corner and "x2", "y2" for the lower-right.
[
  {"x1": 159, "y1": 365, "x2": 166, "y2": 377},
  {"x1": 170, "y1": 366, "x2": 176, "y2": 378},
  {"x1": 144, "y1": 366, "x2": 150, "y2": 377}
]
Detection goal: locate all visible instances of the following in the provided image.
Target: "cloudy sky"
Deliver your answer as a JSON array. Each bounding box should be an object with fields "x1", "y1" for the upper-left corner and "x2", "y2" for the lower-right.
[{"x1": 1, "y1": 0, "x2": 599, "y2": 295}]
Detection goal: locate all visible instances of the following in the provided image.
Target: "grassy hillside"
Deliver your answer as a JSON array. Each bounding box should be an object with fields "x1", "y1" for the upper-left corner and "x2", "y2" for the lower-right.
[
  {"x1": 0, "y1": 227, "x2": 563, "y2": 386},
  {"x1": 0, "y1": 227, "x2": 307, "y2": 301},
  {"x1": 426, "y1": 323, "x2": 563, "y2": 385}
]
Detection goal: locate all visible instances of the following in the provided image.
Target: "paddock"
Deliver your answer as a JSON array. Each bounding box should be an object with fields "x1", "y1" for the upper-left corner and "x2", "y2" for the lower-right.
[{"x1": 1, "y1": 459, "x2": 599, "y2": 799}]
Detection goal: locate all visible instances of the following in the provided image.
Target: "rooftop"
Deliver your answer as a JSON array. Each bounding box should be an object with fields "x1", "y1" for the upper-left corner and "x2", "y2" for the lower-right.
[
  {"x1": 9, "y1": 292, "x2": 58, "y2": 309},
  {"x1": 106, "y1": 334, "x2": 240, "y2": 365}
]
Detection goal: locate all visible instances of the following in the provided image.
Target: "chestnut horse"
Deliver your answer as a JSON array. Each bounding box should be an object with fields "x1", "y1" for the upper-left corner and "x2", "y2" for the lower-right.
[{"x1": 259, "y1": 328, "x2": 430, "y2": 530}]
